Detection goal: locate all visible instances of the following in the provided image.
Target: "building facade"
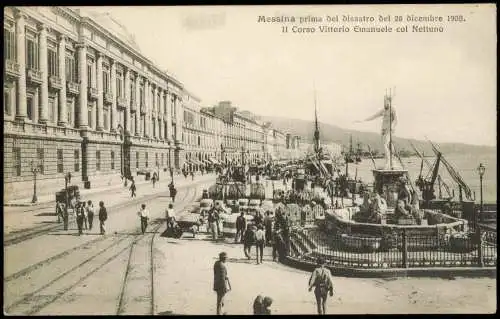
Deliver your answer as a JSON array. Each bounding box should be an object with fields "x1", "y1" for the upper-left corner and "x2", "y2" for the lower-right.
[
  {"x1": 4, "y1": 6, "x2": 306, "y2": 202},
  {"x1": 4, "y1": 7, "x2": 185, "y2": 201}
]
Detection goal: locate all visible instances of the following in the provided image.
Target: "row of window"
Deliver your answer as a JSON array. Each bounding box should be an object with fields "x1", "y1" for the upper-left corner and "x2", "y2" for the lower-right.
[
  {"x1": 134, "y1": 152, "x2": 169, "y2": 169},
  {"x1": 4, "y1": 23, "x2": 180, "y2": 120},
  {"x1": 11, "y1": 148, "x2": 117, "y2": 177}
]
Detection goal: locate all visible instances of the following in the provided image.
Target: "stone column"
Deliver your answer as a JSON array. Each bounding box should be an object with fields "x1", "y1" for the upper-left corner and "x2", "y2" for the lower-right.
[
  {"x1": 15, "y1": 10, "x2": 27, "y2": 122},
  {"x1": 175, "y1": 95, "x2": 182, "y2": 143},
  {"x1": 165, "y1": 90, "x2": 172, "y2": 141},
  {"x1": 159, "y1": 89, "x2": 164, "y2": 140},
  {"x1": 57, "y1": 34, "x2": 67, "y2": 126},
  {"x1": 124, "y1": 68, "x2": 131, "y2": 135},
  {"x1": 38, "y1": 23, "x2": 49, "y2": 124},
  {"x1": 110, "y1": 59, "x2": 117, "y2": 132},
  {"x1": 144, "y1": 79, "x2": 150, "y2": 137},
  {"x1": 77, "y1": 42, "x2": 88, "y2": 128},
  {"x1": 135, "y1": 76, "x2": 141, "y2": 136},
  {"x1": 152, "y1": 84, "x2": 157, "y2": 138},
  {"x1": 96, "y1": 52, "x2": 104, "y2": 131}
]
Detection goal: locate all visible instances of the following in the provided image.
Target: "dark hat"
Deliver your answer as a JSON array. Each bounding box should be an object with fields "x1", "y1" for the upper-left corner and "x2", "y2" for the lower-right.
[
  {"x1": 219, "y1": 252, "x2": 227, "y2": 259},
  {"x1": 263, "y1": 296, "x2": 273, "y2": 307},
  {"x1": 317, "y1": 257, "x2": 326, "y2": 265}
]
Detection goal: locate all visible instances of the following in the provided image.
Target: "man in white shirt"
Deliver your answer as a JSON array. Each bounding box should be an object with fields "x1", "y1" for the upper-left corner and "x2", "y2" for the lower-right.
[
  {"x1": 138, "y1": 203, "x2": 150, "y2": 234},
  {"x1": 166, "y1": 203, "x2": 176, "y2": 231},
  {"x1": 254, "y1": 224, "x2": 266, "y2": 264},
  {"x1": 356, "y1": 95, "x2": 397, "y2": 170}
]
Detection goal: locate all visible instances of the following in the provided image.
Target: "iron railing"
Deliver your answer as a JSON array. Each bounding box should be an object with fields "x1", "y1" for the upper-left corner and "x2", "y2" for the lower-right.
[{"x1": 285, "y1": 222, "x2": 496, "y2": 269}]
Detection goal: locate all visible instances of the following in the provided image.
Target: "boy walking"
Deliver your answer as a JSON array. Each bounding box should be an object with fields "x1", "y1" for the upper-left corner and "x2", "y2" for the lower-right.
[
  {"x1": 138, "y1": 203, "x2": 150, "y2": 234},
  {"x1": 98, "y1": 201, "x2": 108, "y2": 235}
]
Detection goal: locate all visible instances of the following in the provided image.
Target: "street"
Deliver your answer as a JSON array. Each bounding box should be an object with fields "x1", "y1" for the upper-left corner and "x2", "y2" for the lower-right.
[{"x1": 3, "y1": 175, "x2": 496, "y2": 315}]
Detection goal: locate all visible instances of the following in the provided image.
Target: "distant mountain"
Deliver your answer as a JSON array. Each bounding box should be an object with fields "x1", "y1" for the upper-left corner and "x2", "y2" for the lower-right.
[{"x1": 259, "y1": 115, "x2": 496, "y2": 156}]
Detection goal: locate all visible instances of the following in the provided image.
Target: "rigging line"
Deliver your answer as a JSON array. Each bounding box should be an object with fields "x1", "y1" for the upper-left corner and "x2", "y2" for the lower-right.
[{"x1": 428, "y1": 139, "x2": 473, "y2": 199}]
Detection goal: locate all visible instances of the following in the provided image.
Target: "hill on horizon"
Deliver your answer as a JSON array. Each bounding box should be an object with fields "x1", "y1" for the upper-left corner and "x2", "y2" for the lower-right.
[{"x1": 259, "y1": 115, "x2": 496, "y2": 156}]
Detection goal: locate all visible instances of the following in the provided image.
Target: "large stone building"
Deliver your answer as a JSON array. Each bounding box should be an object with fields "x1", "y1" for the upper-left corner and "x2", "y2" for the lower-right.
[
  {"x1": 204, "y1": 101, "x2": 266, "y2": 165},
  {"x1": 3, "y1": 6, "x2": 305, "y2": 202},
  {"x1": 4, "y1": 7, "x2": 185, "y2": 201}
]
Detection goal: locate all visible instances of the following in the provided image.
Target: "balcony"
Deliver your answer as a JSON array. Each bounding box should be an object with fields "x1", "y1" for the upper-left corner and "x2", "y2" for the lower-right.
[
  {"x1": 27, "y1": 68, "x2": 43, "y2": 85},
  {"x1": 5, "y1": 60, "x2": 20, "y2": 78},
  {"x1": 117, "y1": 97, "x2": 127, "y2": 109},
  {"x1": 48, "y1": 76, "x2": 62, "y2": 91},
  {"x1": 88, "y1": 87, "x2": 98, "y2": 100},
  {"x1": 104, "y1": 92, "x2": 113, "y2": 105},
  {"x1": 67, "y1": 81, "x2": 80, "y2": 95}
]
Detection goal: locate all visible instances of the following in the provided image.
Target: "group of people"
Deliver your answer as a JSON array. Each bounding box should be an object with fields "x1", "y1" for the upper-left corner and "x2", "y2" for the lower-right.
[
  {"x1": 235, "y1": 210, "x2": 277, "y2": 264},
  {"x1": 73, "y1": 200, "x2": 108, "y2": 235},
  {"x1": 213, "y1": 251, "x2": 334, "y2": 315}
]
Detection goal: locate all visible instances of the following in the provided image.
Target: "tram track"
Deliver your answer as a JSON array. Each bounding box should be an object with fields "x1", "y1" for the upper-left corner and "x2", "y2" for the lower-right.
[
  {"x1": 116, "y1": 185, "x2": 200, "y2": 315},
  {"x1": 4, "y1": 184, "x2": 201, "y2": 316},
  {"x1": 5, "y1": 184, "x2": 197, "y2": 284},
  {"x1": 4, "y1": 178, "x2": 211, "y2": 247}
]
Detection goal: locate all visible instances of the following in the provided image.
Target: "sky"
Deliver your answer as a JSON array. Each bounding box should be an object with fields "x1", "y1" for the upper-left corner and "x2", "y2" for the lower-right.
[{"x1": 81, "y1": 4, "x2": 496, "y2": 146}]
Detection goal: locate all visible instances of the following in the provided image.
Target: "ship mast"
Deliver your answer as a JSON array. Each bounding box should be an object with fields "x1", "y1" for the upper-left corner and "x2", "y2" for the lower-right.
[{"x1": 313, "y1": 85, "x2": 320, "y2": 155}]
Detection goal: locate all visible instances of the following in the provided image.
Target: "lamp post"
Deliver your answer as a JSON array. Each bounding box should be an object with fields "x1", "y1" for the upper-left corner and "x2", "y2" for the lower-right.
[
  {"x1": 476, "y1": 163, "x2": 485, "y2": 267},
  {"x1": 63, "y1": 172, "x2": 71, "y2": 230},
  {"x1": 117, "y1": 124, "x2": 128, "y2": 187},
  {"x1": 31, "y1": 160, "x2": 42, "y2": 203}
]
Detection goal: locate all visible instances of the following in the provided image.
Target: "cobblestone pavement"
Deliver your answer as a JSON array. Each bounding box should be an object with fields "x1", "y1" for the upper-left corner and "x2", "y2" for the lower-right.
[{"x1": 154, "y1": 235, "x2": 496, "y2": 315}]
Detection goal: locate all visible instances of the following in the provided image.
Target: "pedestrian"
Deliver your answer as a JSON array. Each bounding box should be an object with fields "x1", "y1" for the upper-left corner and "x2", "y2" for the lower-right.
[
  {"x1": 253, "y1": 210, "x2": 263, "y2": 227},
  {"x1": 207, "y1": 208, "x2": 218, "y2": 240},
  {"x1": 253, "y1": 295, "x2": 264, "y2": 315},
  {"x1": 213, "y1": 252, "x2": 231, "y2": 315},
  {"x1": 98, "y1": 201, "x2": 108, "y2": 235},
  {"x1": 75, "y1": 201, "x2": 85, "y2": 236},
  {"x1": 191, "y1": 170, "x2": 195, "y2": 181},
  {"x1": 67, "y1": 172, "x2": 72, "y2": 184},
  {"x1": 243, "y1": 225, "x2": 256, "y2": 260},
  {"x1": 169, "y1": 184, "x2": 177, "y2": 203},
  {"x1": 214, "y1": 205, "x2": 222, "y2": 237},
  {"x1": 138, "y1": 203, "x2": 149, "y2": 234},
  {"x1": 166, "y1": 203, "x2": 176, "y2": 231},
  {"x1": 263, "y1": 211, "x2": 273, "y2": 246},
  {"x1": 130, "y1": 179, "x2": 137, "y2": 197},
  {"x1": 86, "y1": 200, "x2": 95, "y2": 231},
  {"x1": 61, "y1": 202, "x2": 69, "y2": 231},
  {"x1": 271, "y1": 229, "x2": 281, "y2": 262},
  {"x1": 308, "y1": 257, "x2": 334, "y2": 315},
  {"x1": 82, "y1": 201, "x2": 89, "y2": 230},
  {"x1": 56, "y1": 201, "x2": 64, "y2": 223},
  {"x1": 235, "y1": 211, "x2": 246, "y2": 243},
  {"x1": 255, "y1": 224, "x2": 266, "y2": 264},
  {"x1": 152, "y1": 172, "x2": 157, "y2": 188}
]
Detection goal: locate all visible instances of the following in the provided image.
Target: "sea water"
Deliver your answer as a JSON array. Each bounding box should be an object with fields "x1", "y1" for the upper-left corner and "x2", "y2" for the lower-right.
[{"x1": 345, "y1": 151, "x2": 497, "y2": 204}]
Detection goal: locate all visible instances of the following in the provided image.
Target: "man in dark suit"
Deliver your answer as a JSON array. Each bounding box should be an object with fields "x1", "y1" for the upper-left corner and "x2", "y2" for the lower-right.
[{"x1": 213, "y1": 252, "x2": 231, "y2": 315}]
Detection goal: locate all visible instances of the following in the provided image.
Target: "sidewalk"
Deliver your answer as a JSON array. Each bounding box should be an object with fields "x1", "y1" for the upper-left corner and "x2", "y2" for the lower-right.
[
  {"x1": 3, "y1": 173, "x2": 216, "y2": 236},
  {"x1": 4, "y1": 173, "x2": 213, "y2": 207}
]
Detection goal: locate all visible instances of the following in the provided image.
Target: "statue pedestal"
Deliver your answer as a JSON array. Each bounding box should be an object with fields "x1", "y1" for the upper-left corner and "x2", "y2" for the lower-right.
[{"x1": 373, "y1": 169, "x2": 408, "y2": 209}]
